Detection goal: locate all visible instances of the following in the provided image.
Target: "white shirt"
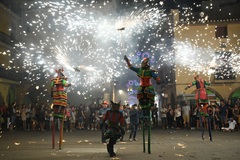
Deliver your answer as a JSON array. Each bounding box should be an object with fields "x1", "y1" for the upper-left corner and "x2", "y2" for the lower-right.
[
  {"x1": 160, "y1": 108, "x2": 167, "y2": 118},
  {"x1": 175, "y1": 108, "x2": 181, "y2": 117},
  {"x1": 182, "y1": 105, "x2": 191, "y2": 116},
  {"x1": 228, "y1": 120, "x2": 237, "y2": 130}
]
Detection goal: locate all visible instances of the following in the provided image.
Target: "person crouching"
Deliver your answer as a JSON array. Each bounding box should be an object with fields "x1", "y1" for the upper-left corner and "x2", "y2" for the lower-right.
[{"x1": 101, "y1": 101, "x2": 125, "y2": 157}]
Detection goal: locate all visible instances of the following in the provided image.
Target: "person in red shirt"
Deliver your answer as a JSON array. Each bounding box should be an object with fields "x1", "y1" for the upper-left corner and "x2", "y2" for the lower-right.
[{"x1": 102, "y1": 101, "x2": 125, "y2": 157}]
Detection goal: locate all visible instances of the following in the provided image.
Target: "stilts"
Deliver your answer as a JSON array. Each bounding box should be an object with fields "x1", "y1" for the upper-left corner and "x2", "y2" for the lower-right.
[
  {"x1": 52, "y1": 118, "x2": 55, "y2": 149},
  {"x1": 199, "y1": 103, "x2": 212, "y2": 141},
  {"x1": 142, "y1": 108, "x2": 151, "y2": 154},
  {"x1": 51, "y1": 106, "x2": 66, "y2": 150}
]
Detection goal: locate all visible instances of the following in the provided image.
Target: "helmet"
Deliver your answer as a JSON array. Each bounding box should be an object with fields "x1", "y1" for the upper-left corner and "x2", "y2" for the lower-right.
[
  {"x1": 56, "y1": 68, "x2": 65, "y2": 78},
  {"x1": 141, "y1": 57, "x2": 150, "y2": 69}
]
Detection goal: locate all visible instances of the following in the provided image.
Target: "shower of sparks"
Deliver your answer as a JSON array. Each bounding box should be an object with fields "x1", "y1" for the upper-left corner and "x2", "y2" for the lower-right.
[
  {"x1": 10, "y1": 1, "x2": 171, "y2": 100},
  {"x1": 1, "y1": 1, "x2": 239, "y2": 101}
]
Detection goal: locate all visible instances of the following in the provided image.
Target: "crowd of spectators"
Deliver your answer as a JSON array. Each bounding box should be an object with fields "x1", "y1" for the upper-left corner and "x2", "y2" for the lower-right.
[
  {"x1": 1, "y1": 98, "x2": 240, "y2": 133},
  {"x1": 159, "y1": 98, "x2": 240, "y2": 132}
]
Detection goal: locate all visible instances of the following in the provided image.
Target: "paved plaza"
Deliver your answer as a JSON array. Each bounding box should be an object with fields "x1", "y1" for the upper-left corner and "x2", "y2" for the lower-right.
[{"x1": 0, "y1": 129, "x2": 239, "y2": 160}]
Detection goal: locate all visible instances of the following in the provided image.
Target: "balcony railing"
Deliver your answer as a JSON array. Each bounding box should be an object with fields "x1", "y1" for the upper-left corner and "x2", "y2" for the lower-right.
[{"x1": 0, "y1": 67, "x2": 28, "y2": 82}]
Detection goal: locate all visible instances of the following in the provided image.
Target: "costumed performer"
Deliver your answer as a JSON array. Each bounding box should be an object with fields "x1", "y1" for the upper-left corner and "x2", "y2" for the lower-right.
[
  {"x1": 124, "y1": 55, "x2": 160, "y2": 109},
  {"x1": 51, "y1": 68, "x2": 71, "y2": 118},
  {"x1": 50, "y1": 68, "x2": 71, "y2": 149},
  {"x1": 102, "y1": 101, "x2": 125, "y2": 157}
]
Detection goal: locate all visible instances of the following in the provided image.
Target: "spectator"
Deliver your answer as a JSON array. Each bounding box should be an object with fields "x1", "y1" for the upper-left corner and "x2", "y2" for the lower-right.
[
  {"x1": 21, "y1": 104, "x2": 27, "y2": 131},
  {"x1": 123, "y1": 105, "x2": 130, "y2": 133},
  {"x1": 70, "y1": 106, "x2": 76, "y2": 131},
  {"x1": 219, "y1": 100, "x2": 228, "y2": 128},
  {"x1": 119, "y1": 105, "x2": 127, "y2": 141},
  {"x1": 129, "y1": 104, "x2": 139, "y2": 141},
  {"x1": 77, "y1": 105, "x2": 84, "y2": 130},
  {"x1": 190, "y1": 105, "x2": 197, "y2": 130},
  {"x1": 226, "y1": 99, "x2": 233, "y2": 119},
  {"x1": 30, "y1": 105, "x2": 37, "y2": 131},
  {"x1": 174, "y1": 104, "x2": 182, "y2": 129},
  {"x1": 0, "y1": 102, "x2": 8, "y2": 130},
  {"x1": 214, "y1": 106, "x2": 221, "y2": 131},
  {"x1": 167, "y1": 105, "x2": 174, "y2": 129},
  {"x1": 160, "y1": 105, "x2": 167, "y2": 129},
  {"x1": 8, "y1": 102, "x2": 16, "y2": 130},
  {"x1": 232, "y1": 104, "x2": 240, "y2": 131},
  {"x1": 182, "y1": 102, "x2": 191, "y2": 129},
  {"x1": 221, "y1": 118, "x2": 237, "y2": 132},
  {"x1": 83, "y1": 105, "x2": 91, "y2": 130},
  {"x1": 0, "y1": 108, "x2": 4, "y2": 131},
  {"x1": 65, "y1": 104, "x2": 71, "y2": 132},
  {"x1": 89, "y1": 104, "x2": 97, "y2": 131},
  {"x1": 26, "y1": 105, "x2": 31, "y2": 131},
  {"x1": 152, "y1": 104, "x2": 158, "y2": 128},
  {"x1": 45, "y1": 105, "x2": 52, "y2": 131},
  {"x1": 235, "y1": 98, "x2": 240, "y2": 107},
  {"x1": 98, "y1": 101, "x2": 109, "y2": 143},
  {"x1": 38, "y1": 104, "x2": 46, "y2": 131}
]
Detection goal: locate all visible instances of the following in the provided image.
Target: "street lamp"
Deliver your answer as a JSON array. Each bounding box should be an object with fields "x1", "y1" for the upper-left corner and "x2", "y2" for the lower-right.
[
  {"x1": 118, "y1": 90, "x2": 123, "y2": 95},
  {"x1": 112, "y1": 79, "x2": 118, "y2": 102}
]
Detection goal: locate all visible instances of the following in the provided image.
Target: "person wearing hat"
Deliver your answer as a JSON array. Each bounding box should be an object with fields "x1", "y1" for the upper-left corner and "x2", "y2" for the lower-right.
[
  {"x1": 185, "y1": 75, "x2": 210, "y2": 105},
  {"x1": 124, "y1": 55, "x2": 161, "y2": 109},
  {"x1": 51, "y1": 68, "x2": 71, "y2": 119},
  {"x1": 98, "y1": 101, "x2": 109, "y2": 143},
  {"x1": 102, "y1": 101, "x2": 125, "y2": 157},
  {"x1": 50, "y1": 68, "x2": 71, "y2": 149}
]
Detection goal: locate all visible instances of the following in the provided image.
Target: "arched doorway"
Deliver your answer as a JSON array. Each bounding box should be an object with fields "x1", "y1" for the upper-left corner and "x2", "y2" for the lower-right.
[{"x1": 228, "y1": 87, "x2": 240, "y2": 104}]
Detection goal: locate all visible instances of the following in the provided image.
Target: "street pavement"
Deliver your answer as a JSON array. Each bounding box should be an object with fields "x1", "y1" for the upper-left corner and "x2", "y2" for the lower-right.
[{"x1": 0, "y1": 129, "x2": 239, "y2": 160}]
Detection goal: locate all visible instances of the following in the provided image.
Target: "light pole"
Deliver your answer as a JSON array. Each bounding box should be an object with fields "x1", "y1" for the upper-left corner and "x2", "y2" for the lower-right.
[{"x1": 112, "y1": 79, "x2": 118, "y2": 102}]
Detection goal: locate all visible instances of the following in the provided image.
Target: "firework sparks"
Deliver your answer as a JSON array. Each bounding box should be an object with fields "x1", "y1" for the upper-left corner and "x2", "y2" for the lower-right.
[{"x1": 1, "y1": 0, "x2": 238, "y2": 101}]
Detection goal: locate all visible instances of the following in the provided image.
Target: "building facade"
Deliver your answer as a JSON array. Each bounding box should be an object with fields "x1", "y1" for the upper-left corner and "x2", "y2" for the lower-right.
[
  {"x1": 0, "y1": 0, "x2": 25, "y2": 106},
  {"x1": 161, "y1": 1, "x2": 240, "y2": 106}
]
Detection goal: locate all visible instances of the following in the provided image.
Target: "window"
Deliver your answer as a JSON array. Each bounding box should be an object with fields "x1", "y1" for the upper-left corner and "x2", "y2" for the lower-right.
[
  {"x1": 215, "y1": 26, "x2": 227, "y2": 38},
  {"x1": 214, "y1": 52, "x2": 236, "y2": 80}
]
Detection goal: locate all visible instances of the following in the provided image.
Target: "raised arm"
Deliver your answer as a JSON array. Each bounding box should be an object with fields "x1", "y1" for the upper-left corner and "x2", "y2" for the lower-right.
[{"x1": 124, "y1": 55, "x2": 132, "y2": 68}]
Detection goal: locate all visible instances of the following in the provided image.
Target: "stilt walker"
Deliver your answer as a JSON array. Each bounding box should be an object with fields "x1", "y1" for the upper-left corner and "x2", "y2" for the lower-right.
[
  {"x1": 51, "y1": 68, "x2": 71, "y2": 149},
  {"x1": 124, "y1": 55, "x2": 161, "y2": 154},
  {"x1": 185, "y1": 75, "x2": 212, "y2": 141}
]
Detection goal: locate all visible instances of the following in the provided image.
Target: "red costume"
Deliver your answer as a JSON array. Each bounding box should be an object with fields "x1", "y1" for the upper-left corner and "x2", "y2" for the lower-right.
[
  {"x1": 51, "y1": 68, "x2": 71, "y2": 118},
  {"x1": 102, "y1": 101, "x2": 125, "y2": 157},
  {"x1": 185, "y1": 75, "x2": 210, "y2": 104}
]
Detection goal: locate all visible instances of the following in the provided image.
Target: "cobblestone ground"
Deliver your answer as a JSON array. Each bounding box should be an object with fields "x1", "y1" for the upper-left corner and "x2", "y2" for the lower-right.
[{"x1": 0, "y1": 129, "x2": 239, "y2": 160}]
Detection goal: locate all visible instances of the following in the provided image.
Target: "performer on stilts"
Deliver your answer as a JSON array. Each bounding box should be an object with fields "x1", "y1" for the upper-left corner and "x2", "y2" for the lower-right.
[
  {"x1": 185, "y1": 74, "x2": 212, "y2": 141},
  {"x1": 51, "y1": 68, "x2": 71, "y2": 149},
  {"x1": 101, "y1": 101, "x2": 125, "y2": 157},
  {"x1": 124, "y1": 55, "x2": 160, "y2": 154}
]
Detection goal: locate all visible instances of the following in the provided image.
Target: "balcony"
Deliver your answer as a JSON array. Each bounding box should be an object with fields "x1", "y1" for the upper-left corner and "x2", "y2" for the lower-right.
[{"x1": 0, "y1": 67, "x2": 27, "y2": 82}]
